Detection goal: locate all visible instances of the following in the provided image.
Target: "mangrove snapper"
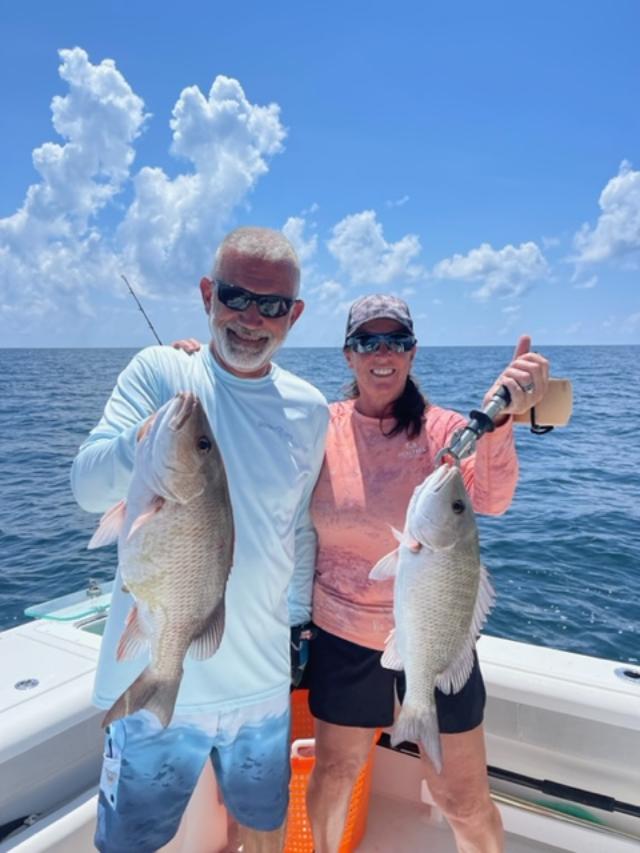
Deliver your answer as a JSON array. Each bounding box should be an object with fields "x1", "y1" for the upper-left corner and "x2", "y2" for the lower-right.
[
  {"x1": 88, "y1": 392, "x2": 234, "y2": 727},
  {"x1": 369, "y1": 463, "x2": 493, "y2": 772}
]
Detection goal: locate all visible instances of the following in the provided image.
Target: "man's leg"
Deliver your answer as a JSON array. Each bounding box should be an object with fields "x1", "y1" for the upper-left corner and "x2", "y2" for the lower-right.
[
  {"x1": 158, "y1": 760, "x2": 228, "y2": 853},
  {"x1": 306, "y1": 720, "x2": 376, "y2": 853},
  {"x1": 421, "y1": 724, "x2": 503, "y2": 853},
  {"x1": 236, "y1": 823, "x2": 287, "y2": 853},
  {"x1": 95, "y1": 711, "x2": 213, "y2": 853},
  {"x1": 212, "y1": 694, "x2": 291, "y2": 853}
]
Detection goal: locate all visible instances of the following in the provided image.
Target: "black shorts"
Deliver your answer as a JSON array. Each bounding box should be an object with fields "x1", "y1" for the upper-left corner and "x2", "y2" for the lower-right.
[{"x1": 304, "y1": 625, "x2": 486, "y2": 733}]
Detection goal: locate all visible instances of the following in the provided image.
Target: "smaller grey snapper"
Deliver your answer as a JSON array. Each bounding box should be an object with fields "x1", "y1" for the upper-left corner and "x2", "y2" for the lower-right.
[
  {"x1": 88, "y1": 392, "x2": 234, "y2": 728},
  {"x1": 369, "y1": 463, "x2": 493, "y2": 773}
]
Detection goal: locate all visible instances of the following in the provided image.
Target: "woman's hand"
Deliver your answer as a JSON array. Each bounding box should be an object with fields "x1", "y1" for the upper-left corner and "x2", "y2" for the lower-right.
[
  {"x1": 171, "y1": 338, "x2": 202, "y2": 355},
  {"x1": 484, "y1": 335, "x2": 550, "y2": 421}
]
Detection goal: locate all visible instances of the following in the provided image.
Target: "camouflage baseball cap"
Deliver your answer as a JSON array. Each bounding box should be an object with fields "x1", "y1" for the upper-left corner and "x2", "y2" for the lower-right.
[{"x1": 345, "y1": 294, "x2": 414, "y2": 341}]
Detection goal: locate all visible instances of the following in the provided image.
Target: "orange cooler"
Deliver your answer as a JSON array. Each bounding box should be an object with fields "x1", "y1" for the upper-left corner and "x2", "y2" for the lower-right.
[{"x1": 285, "y1": 689, "x2": 378, "y2": 853}]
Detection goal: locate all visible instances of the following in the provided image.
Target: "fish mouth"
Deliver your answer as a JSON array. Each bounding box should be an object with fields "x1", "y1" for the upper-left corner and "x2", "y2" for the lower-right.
[
  {"x1": 169, "y1": 393, "x2": 199, "y2": 431},
  {"x1": 425, "y1": 462, "x2": 459, "y2": 494}
]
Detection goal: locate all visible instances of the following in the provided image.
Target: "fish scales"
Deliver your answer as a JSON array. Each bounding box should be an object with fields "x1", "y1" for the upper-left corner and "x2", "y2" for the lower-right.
[
  {"x1": 88, "y1": 391, "x2": 234, "y2": 727},
  {"x1": 370, "y1": 462, "x2": 493, "y2": 773}
]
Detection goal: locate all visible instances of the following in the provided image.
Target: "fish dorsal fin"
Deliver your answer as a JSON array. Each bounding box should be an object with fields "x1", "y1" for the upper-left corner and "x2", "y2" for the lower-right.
[
  {"x1": 369, "y1": 550, "x2": 399, "y2": 581},
  {"x1": 435, "y1": 564, "x2": 495, "y2": 695},
  {"x1": 188, "y1": 598, "x2": 226, "y2": 661},
  {"x1": 116, "y1": 604, "x2": 149, "y2": 662},
  {"x1": 88, "y1": 500, "x2": 127, "y2": 550},
  {"x1": 127, "y1": 496, "x2": 166, "y2": 542},
  {"x1": 380, "y1": 629, "x2": 403, "y2": 671}
]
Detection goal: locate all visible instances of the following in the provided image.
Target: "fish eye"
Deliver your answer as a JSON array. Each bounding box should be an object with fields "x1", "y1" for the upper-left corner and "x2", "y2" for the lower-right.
[
  {"x1": 197, "y1": 436, "x2": 212, "y2": 452},
  {"x1": 451, "y1": 499, "x2": 466, "y2": 514}
]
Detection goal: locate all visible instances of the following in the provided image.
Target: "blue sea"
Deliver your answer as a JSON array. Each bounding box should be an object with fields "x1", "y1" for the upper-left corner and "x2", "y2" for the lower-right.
[{"x1": 0, "y1": 346, "x2": 638, "y2": 664}]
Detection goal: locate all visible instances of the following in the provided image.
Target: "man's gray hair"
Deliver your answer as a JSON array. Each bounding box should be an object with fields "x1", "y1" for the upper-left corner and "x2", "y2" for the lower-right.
[{"x1": 213, "y1": 227, "x2": 300, "y2": 291}]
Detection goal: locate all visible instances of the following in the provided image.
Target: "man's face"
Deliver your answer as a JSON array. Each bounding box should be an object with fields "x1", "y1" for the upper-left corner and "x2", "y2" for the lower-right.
[{"x1": 200, "y1": 250, "x2": 304, "y2": 378}]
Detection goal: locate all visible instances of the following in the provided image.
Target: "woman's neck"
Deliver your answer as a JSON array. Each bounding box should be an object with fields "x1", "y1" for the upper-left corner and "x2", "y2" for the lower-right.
[{"x1": 354, "y1": 395, "x2": 395, "y2": 419}]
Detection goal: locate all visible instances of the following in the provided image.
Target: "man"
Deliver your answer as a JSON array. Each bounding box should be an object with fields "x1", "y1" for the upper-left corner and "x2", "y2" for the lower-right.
[{"x1": 71, "y1": 227, "x2": 329, "y2": 853}]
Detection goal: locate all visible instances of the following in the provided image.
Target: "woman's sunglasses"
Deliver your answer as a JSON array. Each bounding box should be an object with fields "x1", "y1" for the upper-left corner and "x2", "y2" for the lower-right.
[
  {"x1": 215, "y1": 280, "x2": 296, "y2": 319},
  {"x1": 345, "y1": 332, "x2": 417, "y2": 353}
]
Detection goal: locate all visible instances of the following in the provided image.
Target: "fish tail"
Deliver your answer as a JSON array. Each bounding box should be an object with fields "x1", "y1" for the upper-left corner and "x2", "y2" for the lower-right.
[
  {"x1": 392, "y1": 702, "x2": 443, "y2": 774},
  {"x1": 102, "y1": 667, "x2": 181, "y2": 729}
]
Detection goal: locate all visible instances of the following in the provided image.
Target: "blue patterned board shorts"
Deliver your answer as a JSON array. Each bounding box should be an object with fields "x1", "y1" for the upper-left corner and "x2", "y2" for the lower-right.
[{"x1": 95, "y1": 692, "x2": 291, "y2": 853}]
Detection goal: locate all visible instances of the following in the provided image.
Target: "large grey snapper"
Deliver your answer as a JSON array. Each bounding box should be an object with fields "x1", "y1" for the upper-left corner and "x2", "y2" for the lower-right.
[
  {"x1": 369, "y1": 462, "x2": 493, "y2": 773},
  {"x1": 88, "y1": 392, "x2": 234, "y2": 728}
]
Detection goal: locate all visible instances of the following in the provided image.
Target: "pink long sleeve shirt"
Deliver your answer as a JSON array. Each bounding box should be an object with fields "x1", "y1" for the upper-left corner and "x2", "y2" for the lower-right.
[{"x1": 310, "y1": 399, "x2": 519, "y2": 651}]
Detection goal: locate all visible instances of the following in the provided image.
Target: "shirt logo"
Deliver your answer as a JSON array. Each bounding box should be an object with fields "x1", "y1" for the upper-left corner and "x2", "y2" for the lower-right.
[{"x1": 398, "y1": 441, "x2": 427, "y2": 460}]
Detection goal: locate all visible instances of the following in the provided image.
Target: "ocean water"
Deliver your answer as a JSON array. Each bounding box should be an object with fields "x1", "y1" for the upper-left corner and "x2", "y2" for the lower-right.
[{"x1": 0, "y1": 346, "x2": 638, "y2": 664}]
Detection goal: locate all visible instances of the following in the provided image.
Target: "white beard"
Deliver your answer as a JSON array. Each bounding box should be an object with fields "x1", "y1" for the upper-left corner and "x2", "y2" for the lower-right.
[{"x1": 209, "y1": 307, "x2": 281, "y2": 373}]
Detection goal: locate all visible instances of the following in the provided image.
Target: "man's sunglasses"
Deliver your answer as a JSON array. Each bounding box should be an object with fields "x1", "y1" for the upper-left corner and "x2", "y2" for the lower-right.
[
  {"x1": 215, "y1": 280, "x2": 296, "y2": 319},
  {"x1": 345, "y1": 332, "x2": 417, "y2": 354}
]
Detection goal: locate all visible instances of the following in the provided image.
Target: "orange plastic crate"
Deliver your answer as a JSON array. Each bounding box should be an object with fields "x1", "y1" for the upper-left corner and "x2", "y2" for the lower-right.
[{"x1": 285, "y1": 690, "x2": 378, "y2": 853}]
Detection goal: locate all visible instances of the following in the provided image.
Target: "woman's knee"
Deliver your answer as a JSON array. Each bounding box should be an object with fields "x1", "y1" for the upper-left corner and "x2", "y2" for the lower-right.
[{"x1": 313, "y1": 745, "x2": 368, "y2": 784}]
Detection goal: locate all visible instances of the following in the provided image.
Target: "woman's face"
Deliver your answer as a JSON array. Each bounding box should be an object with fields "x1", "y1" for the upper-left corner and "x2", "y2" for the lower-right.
[{"x1": 344, "y1": 317, "x2": 416, "y2": 416}]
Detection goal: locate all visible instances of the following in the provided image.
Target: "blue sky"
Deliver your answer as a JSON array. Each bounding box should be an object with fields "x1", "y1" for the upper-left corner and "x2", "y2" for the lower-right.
[{"x1": 1, "y1": 1, "x2": 638, "y2": 347}]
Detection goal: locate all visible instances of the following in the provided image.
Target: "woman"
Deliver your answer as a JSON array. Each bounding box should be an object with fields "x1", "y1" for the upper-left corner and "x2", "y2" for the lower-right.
[{"x1": 304, "y1": 294, "x2": 549, "y2": 853}]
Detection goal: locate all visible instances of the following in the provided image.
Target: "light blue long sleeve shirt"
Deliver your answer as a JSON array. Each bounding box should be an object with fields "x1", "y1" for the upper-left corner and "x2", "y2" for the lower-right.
[{"x1": 71, "y1": 345, "x2": 328, "y2": 714}]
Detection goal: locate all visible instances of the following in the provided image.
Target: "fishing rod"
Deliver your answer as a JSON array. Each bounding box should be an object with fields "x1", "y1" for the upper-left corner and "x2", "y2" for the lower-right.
[
  {"x1": 120, "y1": 274, "x2": 163, "y2": 345},
  {"x1": 437, "y1": 376, "x2": 573, "y2": 465}
]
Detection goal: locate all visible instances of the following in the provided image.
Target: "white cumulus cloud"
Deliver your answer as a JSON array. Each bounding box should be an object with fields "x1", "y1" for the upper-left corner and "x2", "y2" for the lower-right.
[
  {"x1": 0, "y1": 49, "x2": 286, "y2": 326},
  {"x1": 117, "y1": 75, "x2": 286, "y2": 291},
  {"x1": 282, "y1": 216, "x2": 318, "y2": 266},
  {"x1": 432, "y1": 241, "x2": 549, "y2": 300},
  {"x1": 0, "y1": 47, "x2": 147, "y2": 316},
  {"x1": 573, "y1": 161, "x2": 640, "y2": 265},
  {"x1": 327, "y1": 210, "x2": 424, "y2": 286},
  {"x1": 574, "y1": 275, "x2": 598, "y2": 290}
]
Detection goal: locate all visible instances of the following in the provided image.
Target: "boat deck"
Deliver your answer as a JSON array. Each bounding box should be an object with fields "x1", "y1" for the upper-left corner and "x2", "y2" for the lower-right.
[{"x1": 360, "y1": 793, "x2": 558, "y2": 852}]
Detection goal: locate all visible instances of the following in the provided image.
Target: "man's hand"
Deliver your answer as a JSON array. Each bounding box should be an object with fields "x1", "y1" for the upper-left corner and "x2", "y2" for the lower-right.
[
  {"x1": 290, "y1": 622, "x2": 315, "y2": 689},
  {"x1": 483, "y1": 335, "x2": 550, "y2": 421},
  {"x1": 137, "y1": 414, "x2": 157, "y2": 443},
  {"x1": 172, "y1": 338, "x2": 202, "y2": 355}
]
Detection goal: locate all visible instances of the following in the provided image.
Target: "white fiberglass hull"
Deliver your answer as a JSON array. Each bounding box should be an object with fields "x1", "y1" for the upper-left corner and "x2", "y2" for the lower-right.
[{"x1": 1, "y1": 605, "x2": 639, "y2": 851}]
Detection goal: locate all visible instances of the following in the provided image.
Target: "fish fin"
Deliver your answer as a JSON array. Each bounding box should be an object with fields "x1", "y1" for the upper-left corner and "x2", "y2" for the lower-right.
[
  {"x1": 436, "y1": 645, "x2": 476, "y2": 695},
  {"x1": 390, "y1": 526, "x2": 403, "y2": 543},
  {"x1": 390, "y1": 525, "x2": 420, "y2": 550},
  {"x1": 188, "y1": 598, "x2": 226, "y2": 661},
  {"x1": 126, "y1": 496, "x2": 166, "y2": 541},
  {"x1": 116, "y1": 605, "x2": 148, "y2": 662},
  {"x1": 392, "y1": 702, "x2": 442, "y2": 774},
  {"x1": 470, "y1": 564, "x2": 495, "y2": 637},
  {"x1": 102, "y1": 667, "x2": 181, "y2": 729},
  {"x1": 436, "y1": 565, "x2": 495, "y2": 695},
  {"x1": 369, "y1": 550, "x2": 399, "y2": 581},
  {"x1": 88, "y1": 500, "x2": 127, "y2": 549},
  {"x1": 380, "y1": 629, "x2": 404, "y2": 670}
]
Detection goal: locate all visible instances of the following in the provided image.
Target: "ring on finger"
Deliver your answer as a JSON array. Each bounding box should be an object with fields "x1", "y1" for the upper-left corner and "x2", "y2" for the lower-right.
[{"x1": 520, "y1": 381, "x2": 535, "y2": 393}]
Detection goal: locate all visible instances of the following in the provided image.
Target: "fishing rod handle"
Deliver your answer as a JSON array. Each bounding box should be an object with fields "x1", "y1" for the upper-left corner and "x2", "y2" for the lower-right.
[
  {"x1": 437, "y1": 385, "x2": 512, "y2": 464},
  {"x1": 480, "y1": 385, "x2": 512, "y2": 424}
]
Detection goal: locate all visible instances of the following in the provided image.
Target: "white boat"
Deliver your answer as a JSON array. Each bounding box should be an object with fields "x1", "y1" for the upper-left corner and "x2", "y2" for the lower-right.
[{"x1": 1, "y1": 583, "x2": 639, "y2": 852}]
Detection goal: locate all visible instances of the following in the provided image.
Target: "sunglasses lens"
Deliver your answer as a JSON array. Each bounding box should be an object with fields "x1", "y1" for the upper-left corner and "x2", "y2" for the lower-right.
[
  {"x1": 258, "y1": 299, "x2": 286, "y2": 318},
  {"x1": 218, "y1": 284, "x2": 248, "y2": 310},
  {"x1": 217, "y1": 282, "x2": 292, "y2": 318},
  {"x1": 349, "y1": 333, "x2": 415, "y2": 353}
]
